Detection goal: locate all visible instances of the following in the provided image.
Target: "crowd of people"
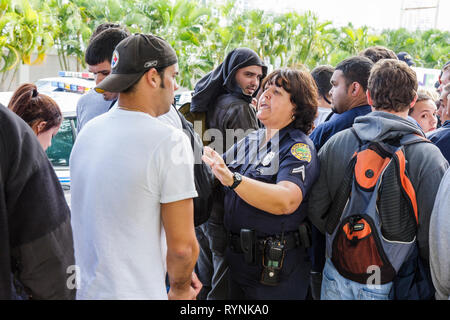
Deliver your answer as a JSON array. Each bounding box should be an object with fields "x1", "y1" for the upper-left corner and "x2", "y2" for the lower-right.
[{"x1": 0, "y1": 22, "x2": 449, "y2": 300}]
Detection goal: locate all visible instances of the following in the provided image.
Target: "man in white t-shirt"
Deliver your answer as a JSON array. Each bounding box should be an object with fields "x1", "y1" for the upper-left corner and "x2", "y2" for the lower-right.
[{"x1": 70, "y1": 34, "x2": 201, "y2": 300}]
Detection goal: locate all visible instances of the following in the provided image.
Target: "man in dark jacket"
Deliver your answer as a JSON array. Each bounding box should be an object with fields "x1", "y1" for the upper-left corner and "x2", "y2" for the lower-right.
[
  {"x1": 309, "y1": 56, "x2": 374, "y2": 152},
  {"x1": 190, "y1": 47, "x2": 267, "y2": 299},
  {"x1": 0, "y1": 105, "x2": 76, "y2": 300}
]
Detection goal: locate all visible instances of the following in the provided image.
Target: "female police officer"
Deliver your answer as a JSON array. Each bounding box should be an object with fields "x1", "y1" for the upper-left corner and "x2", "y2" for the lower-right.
[{"x1": 202, "y1": 68, "x2": 320, "y2": 299}]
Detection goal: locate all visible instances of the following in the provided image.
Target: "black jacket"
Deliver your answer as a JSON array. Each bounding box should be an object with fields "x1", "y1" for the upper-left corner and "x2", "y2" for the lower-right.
[
  {"x1": 0, "y1": 106, "x2": 75, "y2": 300},
  {"x1": 206, "y1": 94, "x2": 259, "y2": 154},
  {"x1": 191, "y1": 47, "x2": 267, "y2": 154}
]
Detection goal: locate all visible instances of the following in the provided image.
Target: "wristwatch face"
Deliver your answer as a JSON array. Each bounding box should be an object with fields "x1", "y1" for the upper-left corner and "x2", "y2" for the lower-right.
[{"x1": 231, "y1": 172, "x2": 242, "y2": 189}]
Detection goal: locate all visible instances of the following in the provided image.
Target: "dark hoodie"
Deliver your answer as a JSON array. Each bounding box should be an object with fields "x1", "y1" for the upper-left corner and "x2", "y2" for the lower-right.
[
  {"x1": 190, "y1": 47, "x2": 267, "y2": 113},
  {"x1": 190, "y1": 48, "x2": 267, "y2": 155}
]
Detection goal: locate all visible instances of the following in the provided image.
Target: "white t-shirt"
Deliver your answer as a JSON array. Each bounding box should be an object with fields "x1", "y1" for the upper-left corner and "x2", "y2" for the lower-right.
[
  {"x1": 314, "y1": 106, "x2": 333, "y2": 127},
  {"x1": 70, "y1": 107, "x2": 197, "y2": 299},
  {"x1": 158, "y1": 105, "x2": 182, "y2": 129}
]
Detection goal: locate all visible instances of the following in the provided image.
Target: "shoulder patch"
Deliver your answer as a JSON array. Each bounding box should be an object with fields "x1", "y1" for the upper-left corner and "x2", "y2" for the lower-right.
[{"x1": 290, "y1": 143, "x2": 312, "y2": 163}]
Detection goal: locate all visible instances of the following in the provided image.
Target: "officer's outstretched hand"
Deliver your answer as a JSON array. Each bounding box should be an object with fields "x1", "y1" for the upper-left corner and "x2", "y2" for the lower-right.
[{"x1": 202, "y1": 146, "x2": 233, "y2": 187}]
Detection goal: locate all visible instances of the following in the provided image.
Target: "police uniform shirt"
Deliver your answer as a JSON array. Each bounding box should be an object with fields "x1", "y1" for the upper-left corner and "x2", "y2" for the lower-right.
[{"x1": 223, "y1": 123, "x2": 320, "y2": 237}]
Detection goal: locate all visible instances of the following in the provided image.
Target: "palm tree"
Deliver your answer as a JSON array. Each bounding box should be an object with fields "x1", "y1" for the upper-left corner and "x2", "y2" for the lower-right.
[
  {"x1": 46, "y1": 0, "x2": 91, "y2": 71},
  {"x1": 0, "y1": 0, "x2": 54, "y2": 89},
  {"x1": 1, "y1": 0, "x2": 449, "y2": 90}
]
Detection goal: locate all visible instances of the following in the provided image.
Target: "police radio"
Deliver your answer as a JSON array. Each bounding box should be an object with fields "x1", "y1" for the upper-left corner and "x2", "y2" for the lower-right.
[{"x1": 260, "y1": 237, "x2": 285, "y2": 286}]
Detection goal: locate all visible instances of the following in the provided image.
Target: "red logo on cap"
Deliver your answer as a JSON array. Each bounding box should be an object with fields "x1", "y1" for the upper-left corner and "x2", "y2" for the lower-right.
[{"x1": 112, "y1": 50, "x2": 119, "y2": 69}]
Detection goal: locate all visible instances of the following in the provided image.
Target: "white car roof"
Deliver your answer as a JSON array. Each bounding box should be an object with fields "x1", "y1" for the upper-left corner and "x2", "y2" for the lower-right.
[
  {"x1": 0, "y1": 89, "x2": 80, "y2": 117},
  {"x1": 36, "y1": 77, "x2": 95, "y2": 88},
  {"x1": 46, "y1": 91, "x2": 79, "y2": 116},
  {"x1": 0, "y1": 91, "x2": 13, "y2": 106}
]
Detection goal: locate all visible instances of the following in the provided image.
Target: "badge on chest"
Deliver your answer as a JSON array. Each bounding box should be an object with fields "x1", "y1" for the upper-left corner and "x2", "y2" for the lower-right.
[{"x1": 261, "y1": 151, "x2": 275, "y2": 167}]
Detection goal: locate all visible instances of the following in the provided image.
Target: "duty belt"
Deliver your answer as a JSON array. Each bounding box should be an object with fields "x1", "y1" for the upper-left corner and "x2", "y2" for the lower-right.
[{"x1": 229, "y1": 224, "x2": 311, "y2": 254}]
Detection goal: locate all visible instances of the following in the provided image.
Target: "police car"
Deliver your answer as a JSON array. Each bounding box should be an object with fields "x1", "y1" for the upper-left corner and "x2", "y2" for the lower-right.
[
  {"x1": 35, "y1": 71, "x2": 94, "y2": 94},
  {"x1": 0, "y1": 71, "x2": 95, "y2": 205},
  {"x1": 174, "y1": 90, "x2": 193, "y2": 108}
]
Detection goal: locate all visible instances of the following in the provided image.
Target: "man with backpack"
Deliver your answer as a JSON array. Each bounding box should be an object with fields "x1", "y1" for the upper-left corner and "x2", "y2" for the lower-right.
[
  {"x1": 308, "y1": 59, "x2": 449, "y2": 300},
  {"x1": 308, "y1": 56, "x2": 374, "y2": 299}
]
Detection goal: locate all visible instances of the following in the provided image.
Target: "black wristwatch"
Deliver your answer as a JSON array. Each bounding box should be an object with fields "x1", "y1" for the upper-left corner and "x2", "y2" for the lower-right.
[{"x1": 230, "y1": 172, "x2": 243, "y2": 190}]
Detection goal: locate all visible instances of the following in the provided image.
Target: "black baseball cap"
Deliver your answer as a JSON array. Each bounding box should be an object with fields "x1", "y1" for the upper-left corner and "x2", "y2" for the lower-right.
[
  {"x1": 95, "y1": 33, "x2": 178, "y2": 93},
  {"x1": 397, "y1": 52, "x2": 415, "y2": 67}
]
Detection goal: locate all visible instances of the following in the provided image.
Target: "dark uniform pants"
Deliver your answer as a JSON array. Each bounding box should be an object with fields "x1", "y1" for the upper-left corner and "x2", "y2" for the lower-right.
[
  {"x1": 194, "y1": 205, "x2": 229, "y2": 300},
  {"x1": 226, "y1": 246, "x2": 311, "y2": 300}
]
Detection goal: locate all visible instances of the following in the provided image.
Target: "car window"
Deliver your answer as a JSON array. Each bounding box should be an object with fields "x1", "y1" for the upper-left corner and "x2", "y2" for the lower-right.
[{"x1": 46, "y1": 117, "x2": 77, "y2": 167}]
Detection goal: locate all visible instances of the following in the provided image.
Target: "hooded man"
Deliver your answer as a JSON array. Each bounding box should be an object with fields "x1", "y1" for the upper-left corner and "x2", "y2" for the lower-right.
[
  {"x1": 308, "y1": 59, "x2": 448, "y2": 300},
  {"x1": 191, "y1": 47, "x2": 267, "y2": 154},
  {"x1": 190, "y1": 48, "x2": 267, "y2": 300}
]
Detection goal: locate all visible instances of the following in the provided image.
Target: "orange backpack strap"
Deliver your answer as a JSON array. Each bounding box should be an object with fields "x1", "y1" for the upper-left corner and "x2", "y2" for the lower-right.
[
  {"x1": 324, "y1": 128, "x2": 362, "y2": 234},
  {"x1": 399, "y1": 133, "x2": 431, "y2": 224},
  {"x1": 394, "y1": 149, "x2": 419, "y2": 224},
  {"x1": 354, "y1": 148, "x2": 391, "y2": 191}
]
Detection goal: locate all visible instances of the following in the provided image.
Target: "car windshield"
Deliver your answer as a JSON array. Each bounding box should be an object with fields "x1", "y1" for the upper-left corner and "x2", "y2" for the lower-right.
[{"x1": 46, "y1": 117, "x2": 76, "y2": 167}]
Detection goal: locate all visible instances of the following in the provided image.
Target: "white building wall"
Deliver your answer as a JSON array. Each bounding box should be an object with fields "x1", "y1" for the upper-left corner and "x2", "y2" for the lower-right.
[{"x1": 0, "y1": 51, "x2": 80, "y2": 92}]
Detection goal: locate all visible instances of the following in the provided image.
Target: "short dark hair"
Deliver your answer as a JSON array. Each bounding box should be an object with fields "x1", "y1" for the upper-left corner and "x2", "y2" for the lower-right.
[
  {"x1": 409, "y1": 89, "x2": 434, "y2": 115},
  {"x1": 8, "y1": 83, "x2": 62, "y2": 133},
  {"x1": 368, "y1": 59, "x2": 418, "y2": 112},
  {"x1": 335, "y1": 56, "x2": 374, "y2": 91},
  {"x1": 85, "y1": 28, "x2": 130, "y2": 66},
  {"x1": 90, "y1": 23, "x2": 124, "y2": 42},
  {"x1": 359, "y1": 46, "x2": 398, "y2": 63},
  {"x1": 262, "y1": 68, "x2": 318, "y2": 134},
  {"x1": 311, "y1": 65, "x2": 334, "y2": 98}
]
